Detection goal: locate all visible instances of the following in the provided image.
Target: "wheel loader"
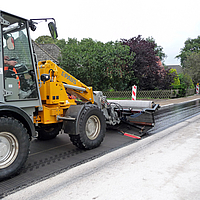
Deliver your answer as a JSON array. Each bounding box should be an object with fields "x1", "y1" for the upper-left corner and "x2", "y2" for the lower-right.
[{"x1": 0, "y1": 10, "x2": 159, "y2": 180}]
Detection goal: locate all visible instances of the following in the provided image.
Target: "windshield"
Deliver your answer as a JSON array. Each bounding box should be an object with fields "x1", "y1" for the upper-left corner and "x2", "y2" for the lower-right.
[{"x1": 2, "y1": 12, "x2": 38, "y2": 100}]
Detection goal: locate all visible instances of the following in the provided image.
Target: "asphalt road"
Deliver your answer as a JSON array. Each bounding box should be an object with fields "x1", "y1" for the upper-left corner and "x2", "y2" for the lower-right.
[{"x1": 3, "y1": 113, "x2": 200, "y2": 200}]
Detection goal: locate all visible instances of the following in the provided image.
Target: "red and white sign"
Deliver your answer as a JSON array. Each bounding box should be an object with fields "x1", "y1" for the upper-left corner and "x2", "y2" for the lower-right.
[
  {"x1": 196, "y1": 83, "x2": 199, "y2": 94},
  {"x1": 132, "y1": 85, "x2": 137, "y2": 100}
]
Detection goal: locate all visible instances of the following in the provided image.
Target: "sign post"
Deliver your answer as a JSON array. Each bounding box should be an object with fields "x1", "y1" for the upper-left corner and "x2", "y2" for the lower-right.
[
  {"x1": 196, "y1": 83, "x2": 199, "y2": 94},
  {"x1": 132, "y1": 85, "x2": 137, "y2": 100}
]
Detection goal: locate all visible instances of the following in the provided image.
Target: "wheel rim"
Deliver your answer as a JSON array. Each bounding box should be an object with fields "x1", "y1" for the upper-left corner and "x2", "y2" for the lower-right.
[
  {"x1": 0, "y1": 132, "x2": 19, "y2": 169},
  {"x1": 85, "y1": 115, "x2": 101, "y2": 140}
]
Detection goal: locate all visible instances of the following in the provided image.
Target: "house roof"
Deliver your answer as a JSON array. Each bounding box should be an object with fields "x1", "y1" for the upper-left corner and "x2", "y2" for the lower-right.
[
  {"x1": 32, "y1": 41, "x2": 61, "y2": 64},
  {"x1": 166, "y1": 64, "x2": 183, "y2": 74}
]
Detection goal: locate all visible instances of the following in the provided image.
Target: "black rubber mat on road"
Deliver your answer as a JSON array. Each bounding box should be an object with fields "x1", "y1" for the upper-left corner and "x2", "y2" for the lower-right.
[{"x1": 0, "y1": 128, "x2": 140, "y2": 198}]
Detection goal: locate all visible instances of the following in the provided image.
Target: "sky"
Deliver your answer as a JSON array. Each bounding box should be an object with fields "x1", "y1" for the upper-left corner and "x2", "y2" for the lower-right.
[{"x1": 1, "y1": 0, "x2": 200, "y2": 65}]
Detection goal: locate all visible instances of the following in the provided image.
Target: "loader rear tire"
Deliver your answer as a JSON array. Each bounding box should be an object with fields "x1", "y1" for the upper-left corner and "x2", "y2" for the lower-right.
[
  {"x1": 37, "y1": 124, "x2": 61, "y2": 141},
  {"x1": 69, "y1": 104, "x2": 106, "y2": 150},
  {"x1": 0, "y1": 117, "x2": 30, "y2": 180}
]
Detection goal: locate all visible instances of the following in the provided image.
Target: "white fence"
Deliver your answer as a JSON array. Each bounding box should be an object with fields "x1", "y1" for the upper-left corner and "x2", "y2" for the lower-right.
[{"x1": 103, "y1": 89, "x2": 196, "y2": 99}]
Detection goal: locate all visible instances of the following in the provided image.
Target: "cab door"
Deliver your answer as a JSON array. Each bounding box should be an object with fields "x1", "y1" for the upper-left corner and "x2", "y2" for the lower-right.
[{"x1": 1, "y1": 11, "x2": 41, "y2": 109}]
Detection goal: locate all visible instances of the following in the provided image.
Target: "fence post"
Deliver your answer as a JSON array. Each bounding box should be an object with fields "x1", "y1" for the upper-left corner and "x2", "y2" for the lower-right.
[{"x1": 132, "y1": 85, "x2": 137, "y2": 100}]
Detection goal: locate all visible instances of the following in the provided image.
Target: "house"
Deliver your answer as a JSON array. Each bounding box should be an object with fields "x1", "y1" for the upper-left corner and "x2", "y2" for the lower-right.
[
  {"x1": 32, "y1": 40, "x2": 61, "y2": 64},
  {"x1": 155, "y1": 56, "x2": 183, "y2": 74},
  {"x1": 166, "y1": 64, "x2": 183, "y2": 74}
]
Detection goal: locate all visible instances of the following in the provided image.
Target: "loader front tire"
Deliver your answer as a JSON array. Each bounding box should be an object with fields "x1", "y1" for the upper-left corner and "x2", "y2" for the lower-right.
[
  {"x1": 0, "y1": 117, "x2": 30, "y2": 180},
  {"x1": 69, "y1": 104, "x2": 106, "y2": 150}
]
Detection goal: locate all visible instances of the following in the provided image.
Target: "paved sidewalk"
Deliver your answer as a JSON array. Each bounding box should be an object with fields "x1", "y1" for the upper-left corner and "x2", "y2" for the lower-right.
[{"x1": 153, "y1": 94, "x2": 200, "y2": 107}]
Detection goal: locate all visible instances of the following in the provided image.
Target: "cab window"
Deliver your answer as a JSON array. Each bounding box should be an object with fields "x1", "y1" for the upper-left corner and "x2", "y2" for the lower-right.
[{"x1": 2, "y1": 13, "x2": 38, "y2": 100}]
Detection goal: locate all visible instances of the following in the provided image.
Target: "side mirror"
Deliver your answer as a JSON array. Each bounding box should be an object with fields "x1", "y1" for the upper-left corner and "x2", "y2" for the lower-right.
[
  {"x1": 6, "y1": 36, "x2": 15, "y2": 50},
  {"x1": 48, "y1": 22, "x2": 58, "y2": 39}
]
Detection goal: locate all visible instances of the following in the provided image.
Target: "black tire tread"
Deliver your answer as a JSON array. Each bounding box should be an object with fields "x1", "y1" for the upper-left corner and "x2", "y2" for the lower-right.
[
  {"x1": 0, "y1": 117, "x2": 29, "y2": 180},
  {"x1": 69, "y1": 104, "x2": 106, "y2": 150},
  {"x1": 37, "y1": 124, "x2": 61, "y2": 141}
]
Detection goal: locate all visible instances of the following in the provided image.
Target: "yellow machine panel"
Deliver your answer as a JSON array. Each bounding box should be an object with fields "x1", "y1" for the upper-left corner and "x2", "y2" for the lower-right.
[
  {"x1": 34, "y1": 60, "x2": 94, "y2": 124},
  {"x1": 38, "y1": 60, "x2": 94, "y2": 103},
  {"x1": 37, "y1": 105, "x2": 63, "y2": 124}
]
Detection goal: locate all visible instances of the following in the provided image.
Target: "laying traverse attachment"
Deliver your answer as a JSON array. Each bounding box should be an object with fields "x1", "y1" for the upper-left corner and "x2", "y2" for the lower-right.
[{"x1": 93, "y1": 91, "x2": 159, "y2": 135}]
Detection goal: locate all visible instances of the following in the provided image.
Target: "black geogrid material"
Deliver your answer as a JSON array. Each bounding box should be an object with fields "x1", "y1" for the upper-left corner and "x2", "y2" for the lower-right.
[
  {"x1": 149, "y1": 99, "x2": 200, "y2": 134},
  {"x1": 0, "y1": 129, "x2": 137, "y2": 198},
  {"x1": 1, "y1": 99, "x2": 200, "y2": 198}
]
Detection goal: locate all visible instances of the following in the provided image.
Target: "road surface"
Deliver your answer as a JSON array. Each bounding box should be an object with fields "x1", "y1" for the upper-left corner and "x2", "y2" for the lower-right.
[{"x1": 3, "y1": 114, "x2": 200, "y2": 200}]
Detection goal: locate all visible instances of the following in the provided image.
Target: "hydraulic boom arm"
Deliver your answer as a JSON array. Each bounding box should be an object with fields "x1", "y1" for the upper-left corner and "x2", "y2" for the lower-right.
[{"x1": 38, "y1": 60, "x2": 94, "y2": 103}]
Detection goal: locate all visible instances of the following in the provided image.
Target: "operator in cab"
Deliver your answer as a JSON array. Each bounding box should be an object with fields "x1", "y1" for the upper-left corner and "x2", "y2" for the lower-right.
[
  {"x1": 4, "y1": 56, "x2": 19, "y2": 85},
  {"x1": 4, "y1": 56, "x2": 17, "y2": 66}
]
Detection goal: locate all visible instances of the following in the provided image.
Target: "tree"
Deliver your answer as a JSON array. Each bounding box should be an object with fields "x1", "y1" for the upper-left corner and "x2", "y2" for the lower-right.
[
  {"x1": 156, "y1": 68, "x2": 176, "y2": 90},
  {"x1": 179, "y1": 73, "x2": 194, "y2": 89},
  {"x1": 175, "y1": 36, "x2": 200, "y2": 91},
  {"x1": 170, "y1": 68, "x2": 180, "y2": 88},
  {"x1": 183, "y1": 52, "x2": 200, "y2": 85},
  {"x1": 55, "y1": 39, "x2": 67, "y2": 49},
  {"x1": 35, "y1": 35, "x2": 56, "y2": 44},
  {"x1": 167, "y1": 67, "x2": 195, "y2": 97},
  {"x1": 176, "y1": 36, "x2": 200, "y2": 66},
  {"x1": 121, "y1": 35, "x2": 171, "y2": 90},
  {"x1": 59, "y1": 38, "x2": 136, "y2": 91},
  {"x1": 146, "y1": 36, "x2": 167, "y2": 63},
  {"x1": 35, "y1": 36, "x2": 66, "y2": 49},
  {"x1": 35, "y1": 35, "x2": 172, "y2": 91}
]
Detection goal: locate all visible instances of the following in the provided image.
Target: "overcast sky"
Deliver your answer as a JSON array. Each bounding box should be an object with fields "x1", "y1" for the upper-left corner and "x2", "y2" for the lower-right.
[{"x1": 2, "y1": 0, "x2": 200, "y2": 65}]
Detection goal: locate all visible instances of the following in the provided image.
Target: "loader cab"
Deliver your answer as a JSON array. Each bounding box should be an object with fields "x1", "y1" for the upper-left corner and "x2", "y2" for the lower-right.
[{"x1": 0, "y1": 11, "x2": 41, "y2": 108}]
